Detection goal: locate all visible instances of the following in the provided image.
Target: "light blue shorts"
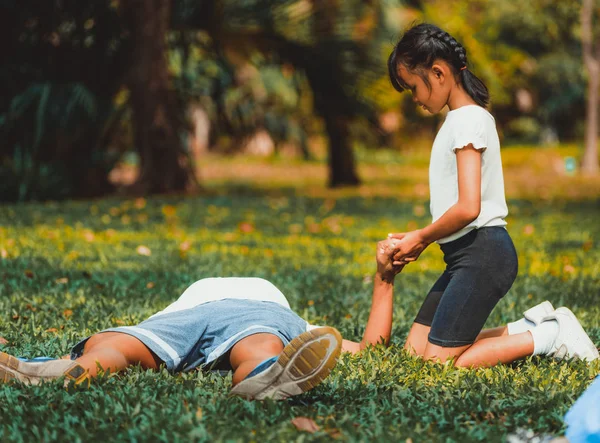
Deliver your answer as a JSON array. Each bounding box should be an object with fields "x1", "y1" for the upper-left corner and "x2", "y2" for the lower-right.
[{"x1": 71, "y1": 299, "x2": 309, "y2": 373}]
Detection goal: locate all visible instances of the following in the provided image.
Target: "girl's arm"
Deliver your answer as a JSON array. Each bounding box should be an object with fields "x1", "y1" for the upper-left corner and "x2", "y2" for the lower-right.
[
  {"x1": 390, "y1": 144, "x2": 482, "y2": 264},
  {"x1": 341, "y1": 239, "x2": 403, "y2": 354}
]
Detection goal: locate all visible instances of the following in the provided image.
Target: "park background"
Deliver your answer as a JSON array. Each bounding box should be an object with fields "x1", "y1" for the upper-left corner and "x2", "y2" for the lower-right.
[{"x1": 0, "y1": 0, "x2": 599, "y2": 441}]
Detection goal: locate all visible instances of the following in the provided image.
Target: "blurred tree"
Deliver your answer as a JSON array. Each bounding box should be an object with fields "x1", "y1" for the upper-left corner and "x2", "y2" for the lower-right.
[
  {"x1": 169, "y1": 33, "x2": 313, "y2": 159},
  {"x1": 174, "y1": 0, "x2": 408, "y2": 186},
  {"x1": 581, "y1": 0, "x2": 599, "y2": 175},
  {"x1": 0, "y1": 0, "x2": 129, "y2": 201},
  {"x1": 484, "y1": 0, "x2": 588, "y2": 142},
  {"x1": 120, "y1": 0, "x2": 197, "y2": 193}
]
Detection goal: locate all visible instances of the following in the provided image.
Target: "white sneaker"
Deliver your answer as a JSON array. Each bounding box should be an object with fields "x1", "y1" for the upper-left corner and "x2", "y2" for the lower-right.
[
  {"x1": 230, "y1": 326, "x2": 342, "y2": 400},
  {"x1": 523, "y1": 301, "x2": 555, "y2": 325},
  {"x1": 0, "y1": 352, "x2": 89, "y2": 387},
  {"x1": 544, "y1": 308, "x2": 599, "y2": 362}
]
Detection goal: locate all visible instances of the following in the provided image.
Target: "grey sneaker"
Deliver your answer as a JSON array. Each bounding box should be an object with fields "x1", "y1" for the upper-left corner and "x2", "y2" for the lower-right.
[
  {"x1": 544, "y1": 307, "x2": 599, "y2": 362},
  {"x1": 230, "y1": 326, "x2": 342, "y2": 400},
  {"x1": 0, "y1": 352, "x2": 89, "y2": 387}
]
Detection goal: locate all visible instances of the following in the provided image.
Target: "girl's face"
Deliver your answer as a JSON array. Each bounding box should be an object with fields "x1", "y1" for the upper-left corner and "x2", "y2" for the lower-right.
[{"x1": 397, "y1": 64, "x2": 451, "y2": 114}]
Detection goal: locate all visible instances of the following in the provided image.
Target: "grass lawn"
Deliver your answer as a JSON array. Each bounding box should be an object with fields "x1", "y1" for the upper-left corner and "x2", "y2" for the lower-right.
[{"x1": 1, "y1": 146, "x2": 599, "y2": 441}]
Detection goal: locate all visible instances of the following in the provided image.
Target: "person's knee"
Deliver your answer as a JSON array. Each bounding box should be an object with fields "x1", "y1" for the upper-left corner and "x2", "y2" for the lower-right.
[
  {"x1": 83, "y1": 333, "x2": 112, "y2": 352},
  {"x1": 454, "y1": 354, "x2": 472, "y2": 367},
  {"x1": 84, "y1": 333, "x2": 134, "y2": 357},
  {"x1": 258, "y1": 336, "x2": 284, "y2": 356},
  {"x1": 423, "y1": 342, "x2": 471, "y2": 364}
]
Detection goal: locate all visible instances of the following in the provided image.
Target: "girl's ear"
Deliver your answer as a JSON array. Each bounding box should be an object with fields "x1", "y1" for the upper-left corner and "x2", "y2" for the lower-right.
[{"x1": 431, "y1": 63, "x2": 447, "y2": 83}]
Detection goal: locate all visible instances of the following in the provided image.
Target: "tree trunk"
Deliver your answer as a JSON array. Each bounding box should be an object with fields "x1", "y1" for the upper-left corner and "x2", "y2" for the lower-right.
[
  {"x1": 323, "y1": 111, "x2": 360, "y2": 187},
  {"x1": 121, "y1": 0, "x2": 196, "y2": 193},
  {"x1": 581, "y1": 0, "x2": 599, "y2": 175}
]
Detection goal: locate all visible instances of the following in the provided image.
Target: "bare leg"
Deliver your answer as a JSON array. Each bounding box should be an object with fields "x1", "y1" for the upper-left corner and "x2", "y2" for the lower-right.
[
  {"x1": 474, "y1": 326, "x2": 508, "y2": 341},
  {"x1": 75, "y1": 332, "x2": 162, "y2": 377},
  {"x1": 405, "y1": 322, "x2": 508, "y2": 356},
  {"x1": 455, "y1": 332, "x2": 533, "y2": 367},
  {"x1": 420, "y1": 331, "x2": 534, "y2": 367},
  {"x1": 229, "y1": 333, "x2": 284, "y2": 386},
  {"x1": 404, "y1": 323, "x2": 431, "y2": 356}
]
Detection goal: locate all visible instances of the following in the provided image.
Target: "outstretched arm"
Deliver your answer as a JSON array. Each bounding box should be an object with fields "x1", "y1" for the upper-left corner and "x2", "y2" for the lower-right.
[{"x1": 342, "y1": 239, "x2": 404, "y2": 354}]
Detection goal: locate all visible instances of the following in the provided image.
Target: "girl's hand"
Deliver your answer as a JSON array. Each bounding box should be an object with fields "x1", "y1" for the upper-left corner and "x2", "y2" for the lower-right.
[
  {"x1": 376, "y1": 238, "x2": 405, "y2": 283},
  {"x1": 388, "y1": 230, "x2": 430, "y2": 265}
]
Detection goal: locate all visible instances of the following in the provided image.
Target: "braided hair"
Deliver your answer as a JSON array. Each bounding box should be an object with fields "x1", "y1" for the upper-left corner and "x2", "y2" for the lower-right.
[{"x1": 387, "y1": 23, "x2": 489, "y2": 108}]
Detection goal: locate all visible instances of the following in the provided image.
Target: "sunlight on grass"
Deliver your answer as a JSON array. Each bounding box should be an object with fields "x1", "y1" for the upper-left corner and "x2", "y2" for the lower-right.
[{"x1": 0, "y1": 147, "x2": 599, "y2": 440}]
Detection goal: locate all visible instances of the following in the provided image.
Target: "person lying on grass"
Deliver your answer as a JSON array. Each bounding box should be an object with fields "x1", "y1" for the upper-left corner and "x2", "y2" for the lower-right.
[{"x1": 0, "y1": 239, "x2": 405, "y2": 400}]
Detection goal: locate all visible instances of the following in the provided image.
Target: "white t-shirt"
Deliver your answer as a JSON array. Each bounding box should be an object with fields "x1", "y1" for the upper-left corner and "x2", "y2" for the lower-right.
[
  {"x1": 149, "y1": 277, "x2": 321, "y2": 330},
  {"x1": 429, "y1": 105, "x2": 508, "y2": 244}
]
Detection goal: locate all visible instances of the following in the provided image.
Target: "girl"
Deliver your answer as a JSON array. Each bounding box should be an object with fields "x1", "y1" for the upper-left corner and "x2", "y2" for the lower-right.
[
  {"x1": 0, "y1": 239, "x2": 404, "y2": 399},
  {"x1": 386, "y1": 23, "x2": 598, "y2": 366}
]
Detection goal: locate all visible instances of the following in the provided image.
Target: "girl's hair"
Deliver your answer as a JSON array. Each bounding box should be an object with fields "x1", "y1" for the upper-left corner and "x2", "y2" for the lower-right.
[{"x1": 387, "y1": 23, "x2": 489, "y2": 108}]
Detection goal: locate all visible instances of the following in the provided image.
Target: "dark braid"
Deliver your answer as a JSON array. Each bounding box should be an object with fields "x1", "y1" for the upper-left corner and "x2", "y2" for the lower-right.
[{"x1": 387, "y1": 23, "x2": 489, "y2": 107}]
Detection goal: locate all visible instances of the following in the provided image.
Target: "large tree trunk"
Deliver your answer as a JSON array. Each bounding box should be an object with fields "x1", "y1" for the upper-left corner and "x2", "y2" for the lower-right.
[
  {"x1": 121, "y1": 0, "x2": 196, "y2": 193},
  {"x1": 581, "y1": 0, "x2": 599, "y2": 175},
  {"x1": 311, "y1": 4, "x2": 361, "y2": 188},
  {"x1": 322, "y1": 111, "x2": 360, "y2": 187}
]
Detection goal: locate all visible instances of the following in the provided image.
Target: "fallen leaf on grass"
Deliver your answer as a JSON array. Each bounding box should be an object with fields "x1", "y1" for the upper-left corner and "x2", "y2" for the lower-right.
[
  {"x1": 0, "y1": 336, "x2": 8, "y2": 345},
  {"x1": 24, "y1": 269, "x2": 34, "y2": 279},
  {"x1": 63, "y1": 309, "x2": 73, "y2": 318},
  {"x1": 46, "y1": 328, "x2": 58, "y2": 333},
  {"x1": 146, "y1": 282, "x2": 155, "y2": 289},
  {"x1": 326, "y1": 428, "x2": 343, "y2": 439},
  {"x1": 83, "y1": 231, "x2": 95, "y2": 242},
  {"x1": 55, "y1": 277, "x2": 69, "y2": 284},
  {"x1": 136, "y1": 245, "x2": 152, "y2": 256},
  {"x1": 196, "y1": 408, "x2": 203, "y2": 420},
  {"x1": 238, "y1": 222, "x2": 254, "y2": 234},
  {"x1": 291, "y1": 417, "x2": 320, "y2": 433},
  {"x1": 134, "y1": 198, "x2": 146, "y2": 209},
  {"x1": 162, "y1": 205, "x2": 177, "y2": 217}
]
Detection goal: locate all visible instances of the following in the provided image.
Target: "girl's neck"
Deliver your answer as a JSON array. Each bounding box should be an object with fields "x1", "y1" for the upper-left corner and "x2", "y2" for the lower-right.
[{"x1": 446, "y1": 84, "x2": 478, "y2": 111}]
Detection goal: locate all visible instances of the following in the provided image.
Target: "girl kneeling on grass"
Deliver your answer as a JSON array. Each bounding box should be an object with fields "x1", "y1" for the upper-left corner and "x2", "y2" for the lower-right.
[
  {"x1": 0, "y1": 240, "x2": 404, "y2": 400},
  {"x1": 385, "y1": 23, "x2": 598, "y2": 367}
]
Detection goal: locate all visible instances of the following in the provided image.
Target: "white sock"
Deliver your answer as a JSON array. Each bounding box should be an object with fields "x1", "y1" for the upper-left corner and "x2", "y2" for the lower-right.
[
  {"x1": 529, "y1": 320, "x2": 559, "y2": 356},
  {"x1": 507, "y1": 318, "x2": 536, "y2": 335}
]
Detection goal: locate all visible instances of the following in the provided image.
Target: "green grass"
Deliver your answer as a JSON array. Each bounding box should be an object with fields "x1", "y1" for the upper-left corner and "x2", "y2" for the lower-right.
[{"x1": 1, "y1": 152, "x2": 599, "y2": 441}]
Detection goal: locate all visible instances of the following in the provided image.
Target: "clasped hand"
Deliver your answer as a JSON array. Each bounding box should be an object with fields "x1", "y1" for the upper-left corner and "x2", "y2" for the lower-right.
[
  {"x1": 376, "y1": 238, "x2": 405, "y2": 282},
  {"x1": 387, "y1": 229, "x2": 430, "y2": 266}
]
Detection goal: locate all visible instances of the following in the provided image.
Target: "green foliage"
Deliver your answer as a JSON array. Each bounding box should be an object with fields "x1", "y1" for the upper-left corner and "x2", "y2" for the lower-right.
[
  {"x1": 0, "y1": 0, "x2": 127, "y2": 202},
  {"x1": 483, "y1": 0, "x2": 593, "y2": 139},
  {"x1": 1, "y1": 82, "x2": 102, "y2": 201},
  {"x1": 0, "y1": 157, "x2": 598, "y2": 439}
]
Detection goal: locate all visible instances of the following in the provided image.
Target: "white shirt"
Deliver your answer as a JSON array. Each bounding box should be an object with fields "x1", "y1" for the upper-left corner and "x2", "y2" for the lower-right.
[{"x1": 429, "y1": 105, "x2": 508, "y2": 244}]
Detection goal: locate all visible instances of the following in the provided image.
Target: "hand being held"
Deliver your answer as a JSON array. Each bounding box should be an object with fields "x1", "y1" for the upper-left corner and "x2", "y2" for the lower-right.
[
  {"x1": 388, "y1": 230, "x2": 430, "y2": 266},
  {"x1": 376, "y1": 238, "x2": 405, "y2": 283}
]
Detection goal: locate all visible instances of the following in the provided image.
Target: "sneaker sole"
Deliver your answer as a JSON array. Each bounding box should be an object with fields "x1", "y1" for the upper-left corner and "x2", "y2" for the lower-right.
[
  {"x1": 554, "y1": 308, "x2": 599, "y2": 362},
  {"x1": 0, "y1": 352, "x2": 89, "y2": 387},
  {"x1": 230, "y1": 327, "x2": 342, "y2": 400}
]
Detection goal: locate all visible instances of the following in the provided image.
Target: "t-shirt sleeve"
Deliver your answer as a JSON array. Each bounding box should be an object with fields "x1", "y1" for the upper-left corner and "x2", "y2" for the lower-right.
[{"x1": 451, "y1": 113, "x2": 488, "y2": 153}]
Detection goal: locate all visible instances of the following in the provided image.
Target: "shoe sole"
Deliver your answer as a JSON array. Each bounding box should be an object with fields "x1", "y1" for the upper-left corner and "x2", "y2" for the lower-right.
[
  {"x1": 554, "y1": 308, "x2": 599, "y2": 362},
  {"x1": 0, "y1": 352, "x2": 89, "y2": 387},
  {"x1": 230, "y1": 326, "x2": 342, "y2": 400}
]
